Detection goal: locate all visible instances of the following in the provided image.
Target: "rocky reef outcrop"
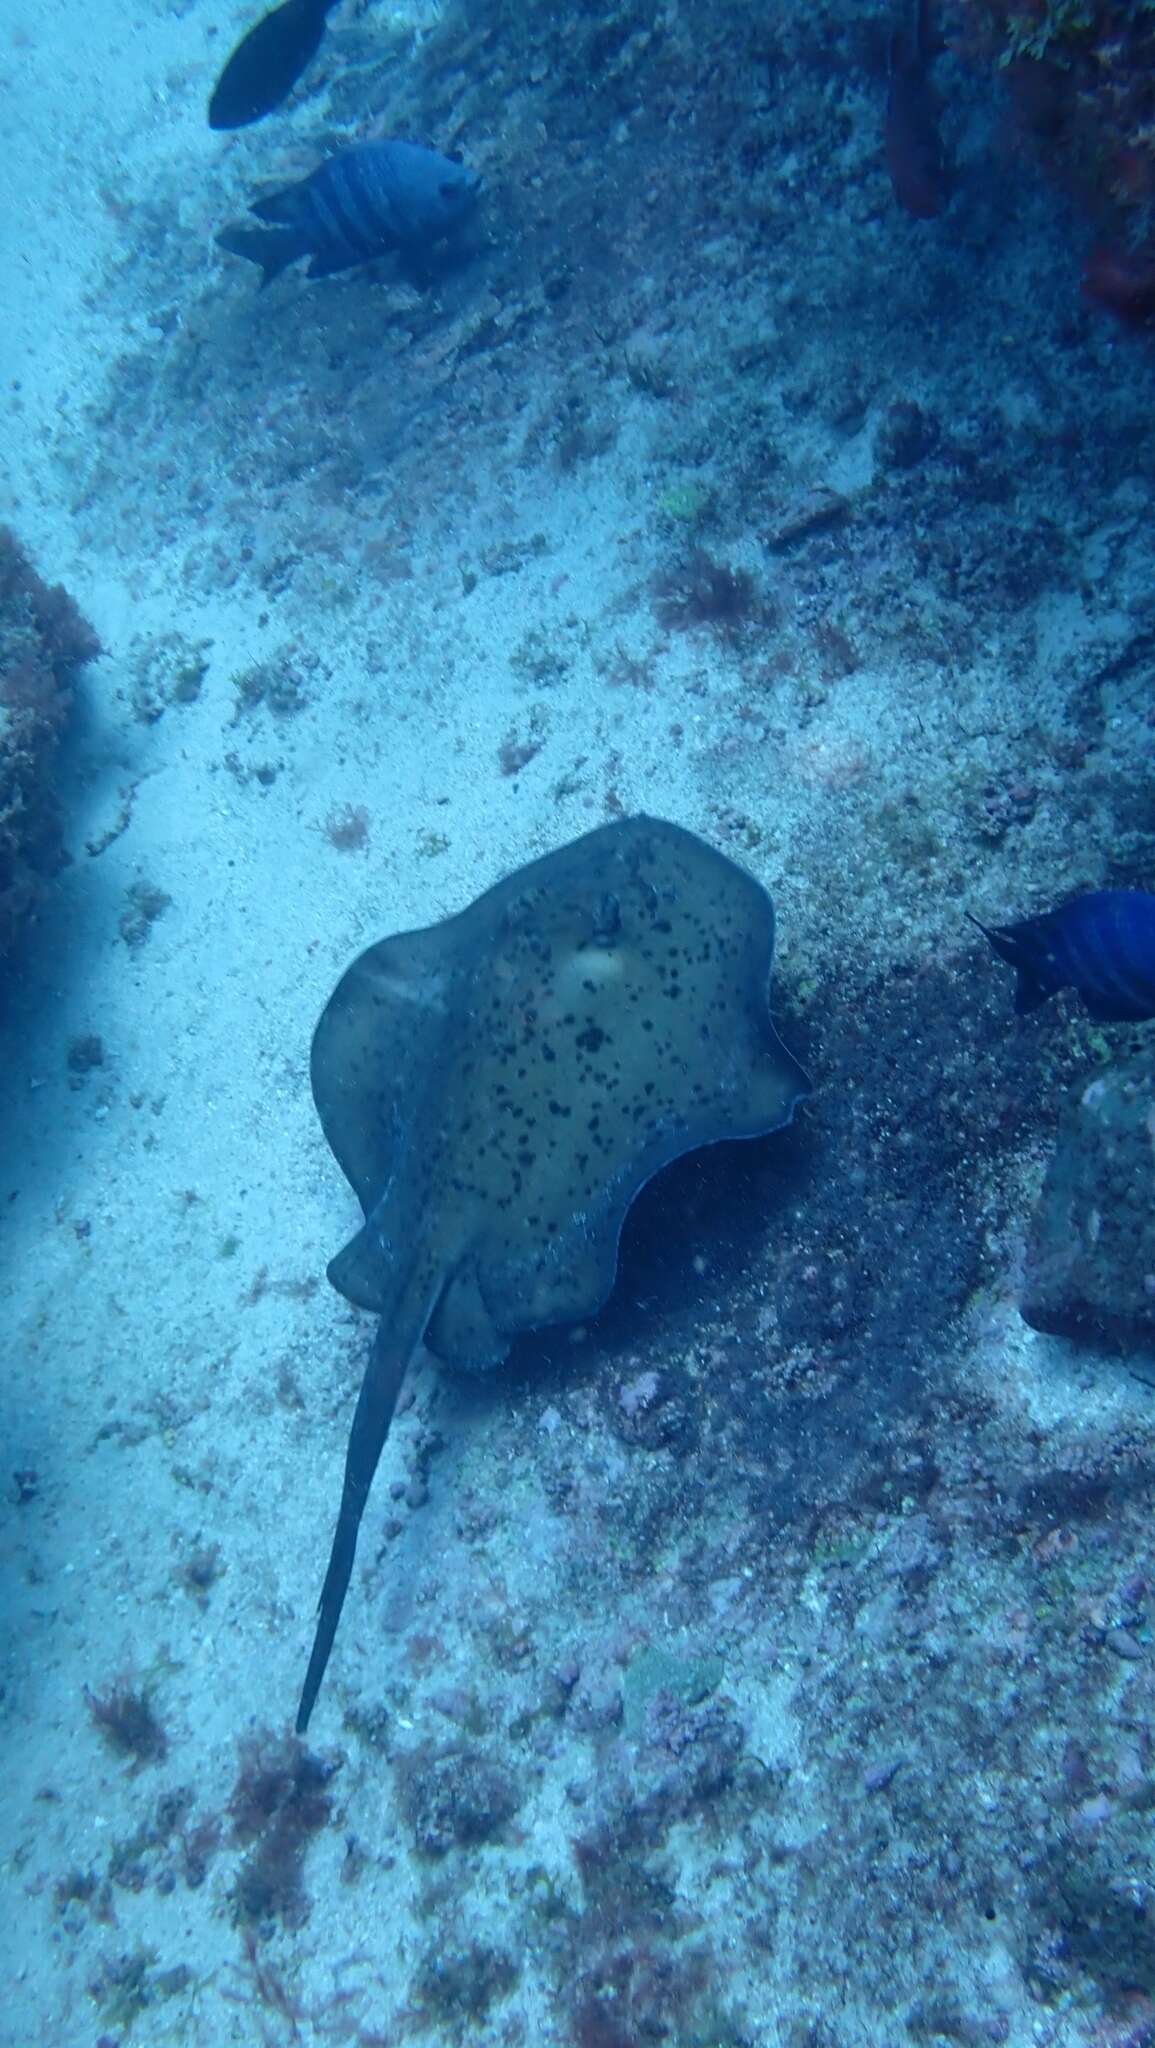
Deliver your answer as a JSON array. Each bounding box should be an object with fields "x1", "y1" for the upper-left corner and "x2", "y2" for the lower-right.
[
  {"x1": 0, "y1": 527, "x2": 98, "y2": 963},
  {"x1": 1023, "y1": 1057, "x2": 1155, "y2": 1358}
]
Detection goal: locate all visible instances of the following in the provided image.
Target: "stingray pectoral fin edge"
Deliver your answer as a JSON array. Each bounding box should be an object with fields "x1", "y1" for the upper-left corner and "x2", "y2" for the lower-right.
[
  {"x1": 327, "y1": 1224, "x2": 392, "y2": 1312},
  {"x1": 296, "y1": 1282, "x2": 432, "y2": 1734}
]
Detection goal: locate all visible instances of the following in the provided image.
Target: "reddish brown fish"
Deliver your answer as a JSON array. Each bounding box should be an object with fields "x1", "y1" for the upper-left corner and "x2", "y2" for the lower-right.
[
  {"x1": 1082, "y1": 244, "x2": 1155, "y2": 330},
  {"x1": 886, "y1": 0, "x2": 949, "y2": 219}
]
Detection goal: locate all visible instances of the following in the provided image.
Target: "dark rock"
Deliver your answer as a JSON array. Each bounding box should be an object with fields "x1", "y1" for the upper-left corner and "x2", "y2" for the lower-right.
[
  {"x1": 1022, "y1": 1059, "x2": 1155, "y2": 1357},
  {"x1": 394, "y1": 1745, "x2": 520, "y2": 1854},
  {"x1": 875, "y1": 399, "x2": 936, "y2": 470}
]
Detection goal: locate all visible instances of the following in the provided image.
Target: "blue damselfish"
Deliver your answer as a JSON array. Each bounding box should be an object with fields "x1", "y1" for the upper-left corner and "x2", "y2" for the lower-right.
[
  {"x1": 971, "y1": 889, "x2": 1155, "y2": 1022},
  {"x1": 217, "y1": 140, "x2": 480, "y2": 286}
]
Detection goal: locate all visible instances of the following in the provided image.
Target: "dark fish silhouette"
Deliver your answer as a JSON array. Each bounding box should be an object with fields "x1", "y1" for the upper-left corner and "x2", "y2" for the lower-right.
[
  {"x1": 217, "y1": 139, "x2": 480, "y2": 286},
  {"x1": 885, "y1": 0, "x2": 949, "y2": 218},
  {"x1": 1082, "y1": 244, "x2": 1155, "y2": 332},
  {"x1": 296, "y1": 816, "x2": 809, "y2": 1730},
  {"x1": 209, "y1": 0, "x2": 340, "y2": 130},
  {"x1": 970, "y1": 890, "x2": 1155, "y2": 1022}
]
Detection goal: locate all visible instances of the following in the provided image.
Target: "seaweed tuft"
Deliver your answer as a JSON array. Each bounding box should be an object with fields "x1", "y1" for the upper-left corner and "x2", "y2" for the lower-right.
[
  {"x1": 228, "y1": 1728, "x2": 338, "y2": 1930},
  {"x1": 651, "y1": 548, "x2": 760, "y2": 636},
  {"x1": 85, "y1": 1681, "x2": 169, "y2": 1770}
]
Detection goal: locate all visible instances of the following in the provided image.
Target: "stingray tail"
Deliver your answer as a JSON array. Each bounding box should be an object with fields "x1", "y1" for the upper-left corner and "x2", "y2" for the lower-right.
[{"x1": 296, "y1": 1279, "x2": 435, "y2": 1733}]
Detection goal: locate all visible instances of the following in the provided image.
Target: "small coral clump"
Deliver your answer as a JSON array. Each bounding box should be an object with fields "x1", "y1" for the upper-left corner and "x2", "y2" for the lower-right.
[
  {"x1": 0, "y1": 526, "x2": 99, "y2": 962},
  {"x1": 394, "y1": 1742, "x2": 521, "y2": 1855}
]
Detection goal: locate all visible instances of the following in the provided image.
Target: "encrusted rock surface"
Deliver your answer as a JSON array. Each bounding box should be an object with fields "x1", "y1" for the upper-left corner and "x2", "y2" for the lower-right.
[
  {"x1": 1024, "y1": 1057, "x2": 1155, "y2": 1356},
  {"x1": 0, "y1": 526, "x2": 98, "y2": 963}
]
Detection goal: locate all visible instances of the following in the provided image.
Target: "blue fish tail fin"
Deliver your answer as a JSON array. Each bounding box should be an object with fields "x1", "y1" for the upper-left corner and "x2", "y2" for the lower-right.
[
  {"x1": 1012, "y1": 969, "x2": 1052, "y2": 1014},
  {"x1": 250, "y1": 185, "x2": 301, "y2": 228},
  {"x1": 968, "y1": 910, "x2": 1053, "y2": 1013},
  {"x1": 216, "y1": 223, "x2": 302, "y2": 287},
  {"x1": 305, "y1": 245, "x2": 360, "y2": 279}
]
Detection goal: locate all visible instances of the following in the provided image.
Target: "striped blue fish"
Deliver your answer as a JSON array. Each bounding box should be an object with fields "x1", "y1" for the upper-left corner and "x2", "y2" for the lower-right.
[
  {"x1": 217, "y1": 140, "x2": 480, "y2": 286},
  {"x1": 970, "y1": 889, "x2": 1155, "y2": 1022}
]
